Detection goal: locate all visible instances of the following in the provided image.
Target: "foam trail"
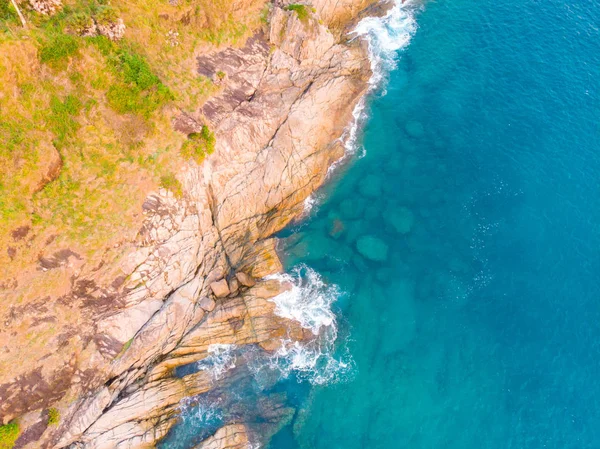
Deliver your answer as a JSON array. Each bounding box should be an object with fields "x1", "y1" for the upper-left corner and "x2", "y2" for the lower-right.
[{"x1": 342, "y1": 0, "x2": 419, "y2": 155}]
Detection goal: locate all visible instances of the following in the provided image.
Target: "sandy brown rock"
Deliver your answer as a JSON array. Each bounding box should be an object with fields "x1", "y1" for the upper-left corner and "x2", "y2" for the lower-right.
[
  {"x1": 235, "y1": 272, "x2": 256, "y2": 287},
  {"x1": 0, "y1": 0, "x2": 380, "y2": 446},
  {"x1": 210, "y1": 279, "x2": 231, "y2": 298},
  {"x1": 194, "y1": 424, "x2": 250, "y2": 449}
]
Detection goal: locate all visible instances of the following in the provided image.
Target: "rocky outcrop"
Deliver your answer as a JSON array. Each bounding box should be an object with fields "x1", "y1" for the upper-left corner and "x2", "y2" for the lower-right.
[
  {"x1": 0, "y1": 0, "x2": 381, "y2": 447},
  {"x1": 193, "y1": 424, "x2": 250, "y2": 449}
]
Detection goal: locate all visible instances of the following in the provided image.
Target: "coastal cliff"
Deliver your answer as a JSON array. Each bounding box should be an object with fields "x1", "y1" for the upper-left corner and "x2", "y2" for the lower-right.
[{"x1": 0, "y1": 0, "x2": 384, "y2": 447}]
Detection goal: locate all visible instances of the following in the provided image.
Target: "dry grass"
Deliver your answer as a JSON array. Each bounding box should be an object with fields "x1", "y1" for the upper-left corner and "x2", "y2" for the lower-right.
[{"x1": 0, "y1": 0, "x2": 268, "y2": 284}]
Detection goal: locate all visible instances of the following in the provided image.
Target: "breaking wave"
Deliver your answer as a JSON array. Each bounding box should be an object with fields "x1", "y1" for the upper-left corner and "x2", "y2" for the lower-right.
[{"x1": 260, "y1": 265, "x2": 353, "y2": 385}]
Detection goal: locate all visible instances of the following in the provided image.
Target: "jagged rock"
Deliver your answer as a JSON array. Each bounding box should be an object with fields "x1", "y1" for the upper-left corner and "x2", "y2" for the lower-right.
[
  {"x1": 235, "y1": 272, "x2": 256, "y2": 287},
  {"x1": 210, "y1": 279, "x2": 230, "y2": 298},
  {"x1": 228, "y1": 277, "x2": 240, "y2": 295},
  {"x1": 194, "y1": 424, "x2": 250, "y2": 449},
  {"x1": 356, "y1": 235, "x2": 389, "y2": 262},
  {"x1": 97, "y1": 18, "x2": 126, "y2": 41},
  {"x1": 199, "y1": 296, "x2": 216, "y2": 312},
  {"x1": 29, "y1": 0, "x2": 62, "y2": 15},
  {"x1": 0, "y1": 0, "x2": 379, "y2": 446}
]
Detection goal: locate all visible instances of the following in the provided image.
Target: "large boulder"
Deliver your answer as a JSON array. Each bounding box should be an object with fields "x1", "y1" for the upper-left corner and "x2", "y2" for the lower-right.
[{"x1": 210, "y1": 279, "x2": 230, "y2": 298}]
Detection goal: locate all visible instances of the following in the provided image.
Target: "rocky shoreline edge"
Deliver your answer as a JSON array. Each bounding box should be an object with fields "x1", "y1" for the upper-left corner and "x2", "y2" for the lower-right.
[{"x1": 0, "y1": 0, "x2": 394, "y2": 447}]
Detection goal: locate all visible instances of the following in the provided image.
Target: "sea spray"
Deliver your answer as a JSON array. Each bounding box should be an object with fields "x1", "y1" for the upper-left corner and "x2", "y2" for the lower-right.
[
  {"x1": 266, "y1": 266, "x2": 337, "y2": 335},
  {"x1": 258, "y1": 265, "x2": 354, "y2": 385},
  {"x1": 195, "y1": 344, "x2": 238, "y2": 381},
  {"x1": 341, "y1": 0, "x2": 419, "y2": 157}
]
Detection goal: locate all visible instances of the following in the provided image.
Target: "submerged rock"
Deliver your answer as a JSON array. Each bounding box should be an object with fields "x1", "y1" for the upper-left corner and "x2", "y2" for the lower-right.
[
  {"x1": 339, "y1": 197, "x2": 366, "y2": 220},
  {"x1": 358, "y1": 174, "x2": 383, "y2": 198},
  {"x1": 405, "y1": 120, "x2": 425, "y2": 138},
  {"x1": 355, "y1": 235, "x2": 389, "y2": 262},
  {"x1": 386, "y1": 206, "x2": 415, "y2": 234}
]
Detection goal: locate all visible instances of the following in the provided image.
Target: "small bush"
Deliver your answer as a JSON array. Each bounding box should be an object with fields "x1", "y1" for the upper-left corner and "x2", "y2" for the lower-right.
[
  {"x1": 216, "y1": 70, "x2": 226, "y2": 80},
  {"x1": 39, "y1": 34, "x2": 80, "y2": 69},
  {"x1": 101, "y1": 46, "x2": 173, "y2": 116},
  {"x1": 159, "y1": 173, "x2": 183, "y2": 198},
  {"x1": 285, "y1": 4, "x2": 312, "y2": 24},
  {"x1": 47, "y1": 408, "x2": 60, "y2": 425},
  {"x1": 0, "y1": 421, "x2": 19, "y2": 449},
  {"x1": 180, "y1": 125, "x2": 215, "y2": 164}
]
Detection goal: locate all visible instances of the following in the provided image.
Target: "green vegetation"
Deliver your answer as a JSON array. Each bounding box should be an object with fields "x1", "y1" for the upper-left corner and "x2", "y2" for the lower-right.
[
  {"x1": 0, "y1": 0, "x2": 17, "y2": 23},
  {"x1": 180, "y1": 126, "x2": 215, "y2": 164},
  {"x1": 47, "y1": 407, "x2": 60, "y2": 425},
  {"x1": 89, "y1": 38, "x2": 173, "y2": 117},
  {"x1": 159, "y1": 173, "x2": 183, "y2": 198},
  {"x1": 285, "y1": 4, "x2": 313, "y2": 24},
  {"x1": 48, "y1": 94, "x2": 82, "y2": 148},
  {"x1": 216, "y1": 70, "x2": 226, "y2": 80},
  {"x1": 0, "y1": 420, "x2": 19, "y2": 449},
  {"x1": 39, "y1": 33, "x2": 80, "y2": 69},
  {"x1": 0, "y1": 0, "x2": 265, "y2": 294}
]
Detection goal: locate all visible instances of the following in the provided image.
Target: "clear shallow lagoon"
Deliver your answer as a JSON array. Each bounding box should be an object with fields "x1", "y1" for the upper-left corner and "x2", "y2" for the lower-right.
[{"x1": 162, "y1": 0, "x2": 600, "y2": 447}]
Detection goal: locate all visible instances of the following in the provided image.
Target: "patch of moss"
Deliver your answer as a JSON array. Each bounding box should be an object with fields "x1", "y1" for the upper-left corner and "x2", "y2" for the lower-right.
[
  {"x1": 0, "y1": 420, "x2": 19, "y2": 449},
  {"x1": 47, "y1": 407, "x2": 60, "y2": 425},
  {"x1": 159, "y1": 173, "x2": 183, "y2": 198},
  {"x1": 180, "y1": 125, "x2": 215, "y2": 164},
  {"x1": 285, "y1": 4, "x2": 314, "y2": 24}
]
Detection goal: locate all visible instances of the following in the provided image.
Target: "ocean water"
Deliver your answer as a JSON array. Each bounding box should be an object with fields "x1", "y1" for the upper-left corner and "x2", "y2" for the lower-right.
[{"x1": 161, "y1": 0, "x2": 600, "y2": 447}]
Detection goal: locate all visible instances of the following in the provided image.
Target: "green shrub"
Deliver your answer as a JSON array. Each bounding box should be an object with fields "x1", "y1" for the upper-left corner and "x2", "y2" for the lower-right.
[
  {"x1": 285, "y1": 4, "x2": 312, "y2": 24},
  {"x1": 98, "y1": 45, "x2": 173, "y2": 116},
  {"x1": 0, "y1": 420, "x2": 19, "y2": 449},
  {"x1": 39, "y1": 34, "x2": 80, "y2": 69},
  {"x1": 47, "y1": 408, "x2": 60, "y2": 425},
  {"x1": 159, "y1": 173, "x2": 183, "y2": 198},
  {"x1": 180, "y1": 125, "x2": 215, "y2": 164}
]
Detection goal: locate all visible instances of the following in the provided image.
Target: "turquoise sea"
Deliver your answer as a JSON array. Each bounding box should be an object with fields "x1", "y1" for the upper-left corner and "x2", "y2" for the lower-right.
[{"x1": 161, "y1": 0, "x2": 600, "y2": 447}]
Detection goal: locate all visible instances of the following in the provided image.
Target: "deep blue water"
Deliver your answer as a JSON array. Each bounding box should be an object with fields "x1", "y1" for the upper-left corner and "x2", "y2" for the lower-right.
[{"x1": 161, "y1": 0, "x2": 600, "y2": 448}]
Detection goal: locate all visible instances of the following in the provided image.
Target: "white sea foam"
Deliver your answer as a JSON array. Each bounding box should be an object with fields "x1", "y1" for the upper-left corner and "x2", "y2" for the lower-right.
[
  {"x1": 196, "y1": 343, "x2": 237, "y2": 381},
  {"x1": 341, "y1": 0, "x2": 419, "y2": 156},
  {"x1": 260, "y1": 266, "x2": 354, "y2": 385},
  {"x1": 178, "y1": 395, "x2": 223, "y2": 427},
  {"x1": 267, "y1": 266, "x2": 337, "y2": 335},
  {"x1": 256, "y1": 3, "x2": 420, "y2": 386}
]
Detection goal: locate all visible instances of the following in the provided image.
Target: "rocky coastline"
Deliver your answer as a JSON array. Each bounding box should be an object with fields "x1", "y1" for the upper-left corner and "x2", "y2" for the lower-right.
[{"x1": 0, "y1": 0, "x2": 391, "y2": 447}]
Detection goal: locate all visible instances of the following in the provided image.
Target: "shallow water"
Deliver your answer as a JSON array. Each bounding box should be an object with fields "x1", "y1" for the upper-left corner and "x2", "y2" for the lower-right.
[{"x1": 161, "y1": 0, "x2": 600, "y2": 447}]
